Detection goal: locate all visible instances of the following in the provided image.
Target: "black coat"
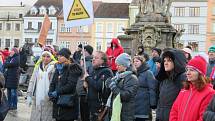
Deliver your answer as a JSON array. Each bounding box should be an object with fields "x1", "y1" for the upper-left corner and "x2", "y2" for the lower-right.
[
  {"x1": 4, "y1": 54, "x2": 20, "y2": 89},
  {"x1": 203, "y1": 95, "x2": 215, "y2": 121},
  {"x1": 49, "y1": 63, "x2": 83, "y2": 120},
  {"x1": 135, "y1": 63, "x2": 158, "y2": 118},
  {"x1": 85, "y1": 66, "x2": 113, "y2": 113},
  {"x1": 156, "y1": 49, "x2": 187, "y2": 121}
]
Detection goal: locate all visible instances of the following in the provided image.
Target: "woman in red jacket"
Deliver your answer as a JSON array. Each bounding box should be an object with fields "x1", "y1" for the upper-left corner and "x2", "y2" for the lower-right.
[{"x1": 170, "y1": 55, "x2": 215, "y2": 121}]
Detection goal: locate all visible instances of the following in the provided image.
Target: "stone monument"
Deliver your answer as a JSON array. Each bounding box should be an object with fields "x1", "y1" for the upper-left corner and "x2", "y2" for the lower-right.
[{"x1": 118, "y1": 0, "x2": 184, "y2": 55}]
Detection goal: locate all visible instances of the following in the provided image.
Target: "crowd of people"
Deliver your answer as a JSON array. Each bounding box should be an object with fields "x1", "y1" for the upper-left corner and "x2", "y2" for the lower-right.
[{"x1": 0, "y1": 38, "x2": 214, "y2": 121}]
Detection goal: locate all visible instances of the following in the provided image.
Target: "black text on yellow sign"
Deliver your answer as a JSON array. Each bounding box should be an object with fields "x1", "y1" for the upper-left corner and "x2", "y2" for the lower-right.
[{"x1": 67, "y1": 0, "x2": 90, "y2": 21}]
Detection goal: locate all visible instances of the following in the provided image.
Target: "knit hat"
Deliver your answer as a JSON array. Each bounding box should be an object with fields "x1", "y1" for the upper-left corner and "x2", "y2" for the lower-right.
[
  {"x1": 182, "y1": 47, "x2": 192, "y2": 54},
  {"x1": 11, "y1": 48, "x2": 19, "y2": 54},
  {"x1": 187, "y1": 55, "x2": 207, "y2": 76},
  {"x1": 208, "y1": 45, "x2": 215, "y2": 53},
  {"x1": 152, "y1": 48, "x2": 162, "y2": 56},
  {"x1": 58, "y1": 48, "x2": 71, "y2": 59},
  {"x1": 115, "y1": 53, "x2": 131, "y2": 68},
  {"x1": 84, "y1": 45, "x2": 93, "y2": 55}
]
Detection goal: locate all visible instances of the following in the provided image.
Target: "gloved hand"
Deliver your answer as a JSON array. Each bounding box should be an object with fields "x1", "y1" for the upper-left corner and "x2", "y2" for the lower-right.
[
  {"x1": 108, "y1": 81, "x2": 116, "y2": 90},
  {"x1": 27, "y1": 96, "x2": 32, "y2": 107}
]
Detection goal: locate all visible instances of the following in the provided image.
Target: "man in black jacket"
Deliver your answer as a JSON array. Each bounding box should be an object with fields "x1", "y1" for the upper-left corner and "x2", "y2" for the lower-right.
[{"x1": 82, "y1": 51, "x2": 113, "y2": 121}]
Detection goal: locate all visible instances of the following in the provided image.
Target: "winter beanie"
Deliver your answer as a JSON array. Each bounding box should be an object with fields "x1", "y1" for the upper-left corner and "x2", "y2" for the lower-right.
[
  {"x1": 84, "y1": 45, "x2": 93, "y2": 55},
  {"x1": 115, "y1": 53, "x2": 131, "y2": 68},
  {"x1": 208, "y1": 45, "x2": 215, "y2": 53},
  {"x1": 187, "y1": 55, "x2": 207, "y2": 76},
  {"x1": 58, "y1": 48, "x2": 71, "y2": 59},
  {"x1": 182, "y1": 47, "x2": 192, "y2": 54},
  {"x1": 152, "y1": 48, "x2": 162, "y2": 56}
]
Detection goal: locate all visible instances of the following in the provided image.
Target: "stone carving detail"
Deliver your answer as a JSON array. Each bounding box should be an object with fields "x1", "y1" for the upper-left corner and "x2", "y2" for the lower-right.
[
  {"x1": 174, "y1": 29, "x2": 185, "y2": 46},
  {"x1": 139, "y1": 0, "x2": 172, "y2": 15},
  {"x1": 139, "y1": 25, "x2": 161, "y2": 49}
]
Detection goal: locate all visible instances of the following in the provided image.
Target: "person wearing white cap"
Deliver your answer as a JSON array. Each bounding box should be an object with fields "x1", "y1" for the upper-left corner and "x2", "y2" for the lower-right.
[
  {"x1": 27, "y1": 51, "x2": 57, "y2": 121},
  {"x1": 182, "y1": 47, "x2": 192, "y2": 61}
]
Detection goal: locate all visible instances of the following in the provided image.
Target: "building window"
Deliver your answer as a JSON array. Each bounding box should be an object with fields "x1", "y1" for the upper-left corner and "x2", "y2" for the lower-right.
[
  {"x1": 25, "y1": 38, "x2": 33, "y2": 43},
  {"x1": 40, "y1": 8, "x2": 47, "y2": 15},
  {"x1": 0, "y1": 23, "x2": 2, "y2": 30},
  {"x1": 174, "y1": 7, "x2": 185, "y2": 16},
  {"x1": 38, "y1": 22, "x2": 42, "y2": 31},
  {"x1": 28, "y1": 22, "x2": 32, "y2": 29},
  {"x1": 213, "y1": 7, "x2": 215, "y2": 15},
  {"x1": 213, "y1": 23, "x2": 215, "y2": 33},
  {"x1": 14, "y1": 39, "x2": 19, "y2": 47},
  {"x1": 188, "y1": 42, "x2": 198, "y2": 52},
  {"x1": 96, "y1": 23, "x2": 103, "y2": 33},
  {"x1": 6, "y1": 23, "x2": 11, "y2": 31},
  {"x1": 107, "y1": 23, "x2": 113, "y2": 33},
  {"x1": 188, "y1": 24, "x2": 199, "y2": 34},
  {"x1": 77, "y1": 41, "x2": 88, "y2": 46},
  {"x1": 117, "y1": 23, "x2": 124, "y2": 33},
  {"x1": 174, "y1": 24, "x2": 184, "y2": 31},
  {"x1": 15, "y1": 23, "x2": 20, "y2": 31},
  {"x1": 5, "y1": 39, "x2": 10, "y2": 48},
  {"x1": 77, "y1": 26, "x2": 88, "y2": 33},
  {"x1": 61, "y1": 41, "x2": 71, "y2": 49},
  {"x1": 50, "y1": 22, "x2": 52, "y2": 30},
  {"x1": 96, "y1": 40, "x2": 102, "y2": 51},
  {"x1": 60, "y1": 24, "x2": 72, "y2": 32},
  {"x1": 46, "y1": 39, "x2": 53, "y2": 45},
  {"x1": 189, "y1": 7, "x2": 200, "y2": 16},
  {"x1": 19, "y1": 14, "x2": 23, "y2": 18}
]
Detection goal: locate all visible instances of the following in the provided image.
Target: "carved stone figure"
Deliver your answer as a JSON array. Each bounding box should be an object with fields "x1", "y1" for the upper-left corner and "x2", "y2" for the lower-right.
[{"x1": 139, "y1": 25, "x2": 161, "y2": 49}]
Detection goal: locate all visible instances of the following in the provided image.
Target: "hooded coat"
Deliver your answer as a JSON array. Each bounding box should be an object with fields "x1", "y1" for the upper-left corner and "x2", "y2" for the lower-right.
[
  {"x1": 156, "y1": 49, "x2": 187, "y2": 121},
  {"x1": 49, "y1": 63, "x2": 83, "y2": 120},
  {"x1": 135, "y1": 63, "x2": 158, "y2": 119},
  {"x1": 106, "y1": 38, "x2": 124, "y2": 71},
  {"x1": 170, "y1": 84, "x2": 215, "y2": 121}
]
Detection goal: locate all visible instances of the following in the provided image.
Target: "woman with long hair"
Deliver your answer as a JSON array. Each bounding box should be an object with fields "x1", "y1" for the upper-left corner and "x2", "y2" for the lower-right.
[
  {"x1": 133, "y1": 55, "x2": 157, "y2": 121},
  {"x1": 48, "y1": 48, "x2": 84, "y2": 121},
  {"x1": 27, "y1": 51, "x2": 57, "y2": 121},
  {"x1": 170, "y1": 55, "x2": 215, "y2": 121}
]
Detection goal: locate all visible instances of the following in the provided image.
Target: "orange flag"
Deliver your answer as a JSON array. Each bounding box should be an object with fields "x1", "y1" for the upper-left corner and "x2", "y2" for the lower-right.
[{"x1": 38, "y1": 14, "x2": 51, "y2": 47}]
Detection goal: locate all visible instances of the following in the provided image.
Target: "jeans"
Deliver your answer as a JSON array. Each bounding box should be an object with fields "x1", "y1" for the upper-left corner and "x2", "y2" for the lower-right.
[{"x1": 7, "y1": 88, "x2": 17, "y2": 109}]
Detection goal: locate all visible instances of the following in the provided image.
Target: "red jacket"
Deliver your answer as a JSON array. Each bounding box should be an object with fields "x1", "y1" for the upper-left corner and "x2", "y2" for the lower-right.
[
  {"x1": 170, "y1": 84, "x2": 215, "y2": 121},
  {"x1": 106, "y1": 38, "x2": 124, "y2": 71}
]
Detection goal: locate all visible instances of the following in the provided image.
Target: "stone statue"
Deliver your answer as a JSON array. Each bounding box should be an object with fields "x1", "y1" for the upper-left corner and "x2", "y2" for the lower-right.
[
  {"x1": 139, "y1": 0, "x2": 172, "y2": 14},
  {"x1": 174, "y1": 29, "x2": 185, "y2": 47}
]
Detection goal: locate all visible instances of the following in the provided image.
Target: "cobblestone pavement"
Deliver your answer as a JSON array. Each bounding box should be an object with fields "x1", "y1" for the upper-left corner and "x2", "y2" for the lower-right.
[{"x1": 4, "y1": 92, "x2": 31, "y2": 121}]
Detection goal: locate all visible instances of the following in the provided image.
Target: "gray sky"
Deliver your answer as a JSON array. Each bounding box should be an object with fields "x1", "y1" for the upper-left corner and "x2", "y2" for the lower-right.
[{"x1": 0, "y1": 0, "x2": 37, "y2": 6}]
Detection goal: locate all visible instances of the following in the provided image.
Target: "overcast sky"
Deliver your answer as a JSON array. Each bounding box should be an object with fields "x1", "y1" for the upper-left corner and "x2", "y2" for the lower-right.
[
  {"x1": 0, "y1": 0, "x2": 37, "y2": 6},
  {"x1": 0, "y1": 0, "x2": 132, "y2": 6}
]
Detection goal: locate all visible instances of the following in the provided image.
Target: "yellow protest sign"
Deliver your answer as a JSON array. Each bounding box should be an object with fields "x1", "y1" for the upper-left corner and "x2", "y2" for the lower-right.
[{"x1": 67, "y1": 0, "x2": 90, "y2": 21}]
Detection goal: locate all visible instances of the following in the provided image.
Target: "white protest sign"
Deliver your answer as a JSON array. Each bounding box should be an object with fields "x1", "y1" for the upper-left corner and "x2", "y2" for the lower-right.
[{"x1": 63, "y1": 0, "x2": 94, "y2": 27}]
